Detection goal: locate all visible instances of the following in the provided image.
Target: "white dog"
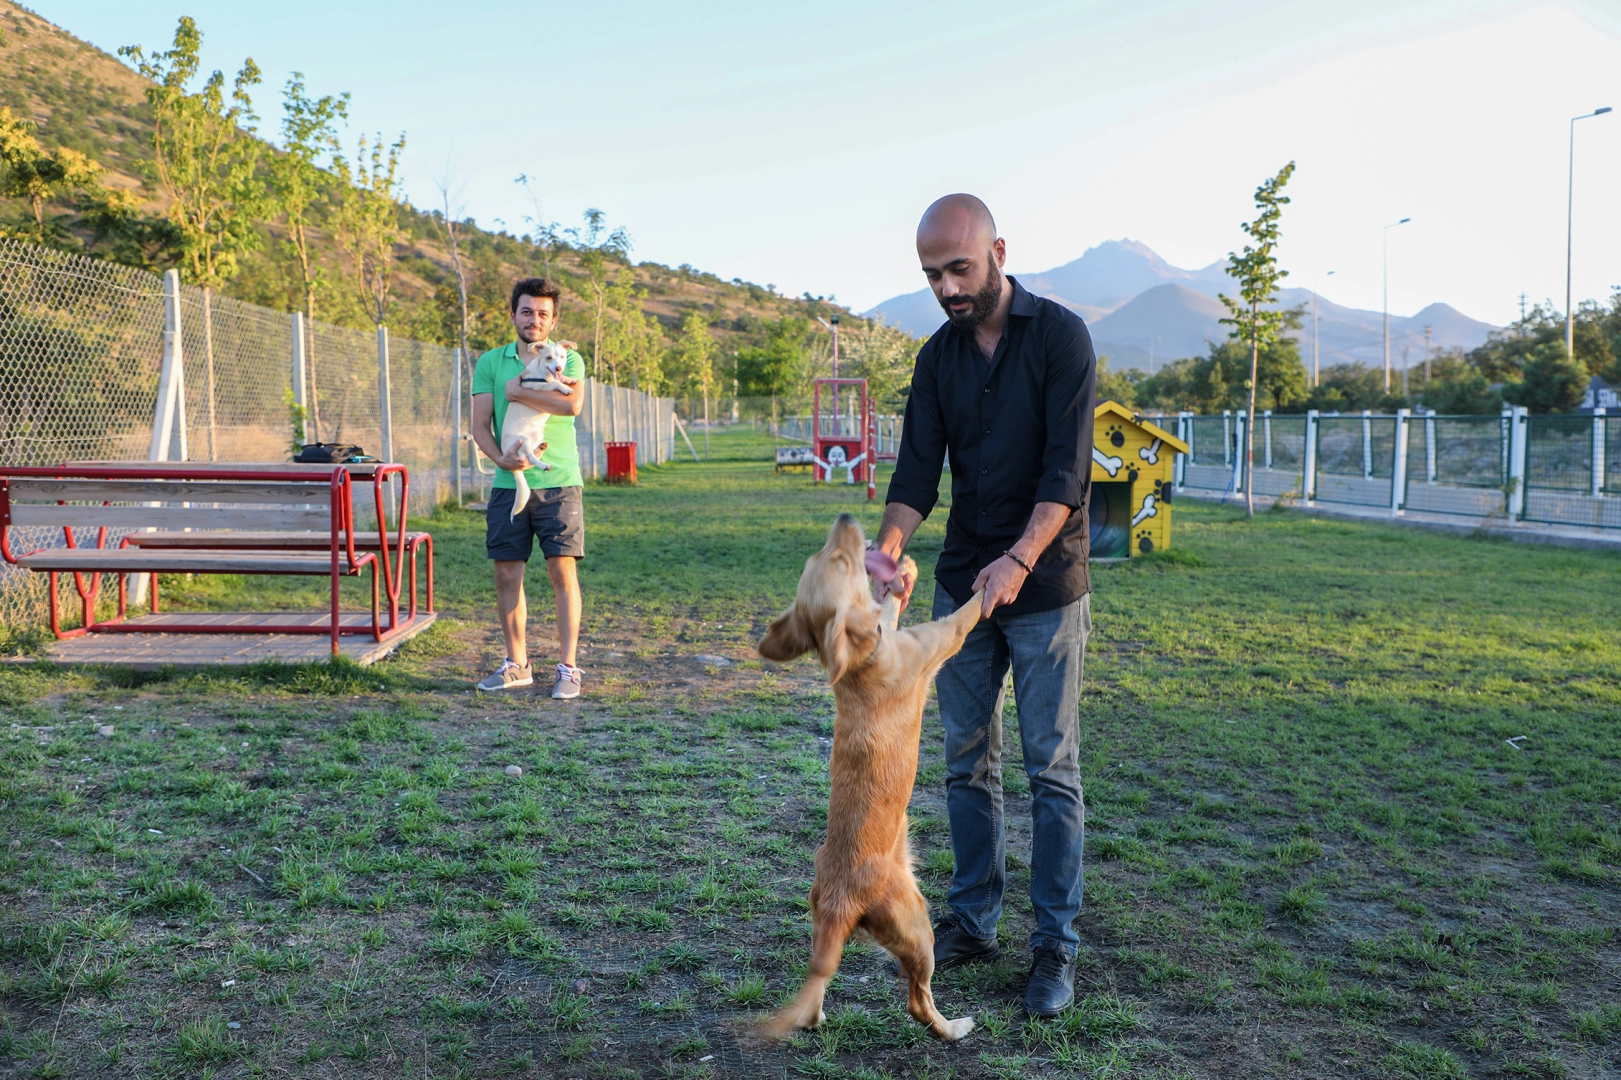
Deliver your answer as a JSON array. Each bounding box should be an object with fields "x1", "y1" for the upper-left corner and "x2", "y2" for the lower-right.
[{"x1": 501, "y1": 340, "x2": 573, "y2": 519}]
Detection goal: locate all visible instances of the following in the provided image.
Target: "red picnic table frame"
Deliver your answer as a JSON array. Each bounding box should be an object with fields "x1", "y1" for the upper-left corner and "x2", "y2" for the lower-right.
[{"x1": 0, "y1": 462, "x2": 433, "y2": 656}]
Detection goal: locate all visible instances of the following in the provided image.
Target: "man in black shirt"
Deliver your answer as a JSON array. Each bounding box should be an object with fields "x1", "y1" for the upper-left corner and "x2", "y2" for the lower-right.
[{"x1": 872, "y1": 194, "x2": 1095, "y2": 1017}]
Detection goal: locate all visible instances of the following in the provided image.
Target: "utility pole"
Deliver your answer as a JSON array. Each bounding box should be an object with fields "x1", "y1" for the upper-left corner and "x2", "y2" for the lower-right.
[
  {"x1": 1383, "y1": 218, "x2": 1411, "y2": 393},
  {"x1": 1423, "y1": 325, "x2": 1432, "y2": 382},
  {"x1": 1567, "y1": 106, "x2": 1612, "y2": 360}
]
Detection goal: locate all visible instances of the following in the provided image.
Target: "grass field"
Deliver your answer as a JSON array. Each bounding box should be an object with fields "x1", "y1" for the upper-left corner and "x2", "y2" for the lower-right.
[{"x1": 2, "y1": 429, "x2": 1618, "y2": 1079}]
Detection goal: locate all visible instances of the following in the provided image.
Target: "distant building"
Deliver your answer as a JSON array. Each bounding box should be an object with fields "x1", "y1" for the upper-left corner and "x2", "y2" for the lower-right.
[{"x1": 1579, "y1": 375, "x2": 1620, "y2": 414}]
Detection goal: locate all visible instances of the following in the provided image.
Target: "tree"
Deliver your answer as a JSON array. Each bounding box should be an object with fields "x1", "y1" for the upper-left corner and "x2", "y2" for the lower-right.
[
  {"x1": 667, "y1": 310, "x2": 717, "y2": 454},
  {"x1": 1219, "y1": 161, "x2": 1296, "y2": 517},
  {"x1": 0, "y1": 107, "x2": 105, "y2": 241},
  {"x1": 600, "y1": 267, "x2": 664, "y2": 390},
  {"x1": 566, "y1": 208, "x2": 631, "y2": 378},
  {"x1": 1503, "y1": 342, "x2": 1588, "y2": 413},
  {"x1": 835, "y1": 318, "x2": 918, "y2": 412},
  {"x1": 1414, "y1": 350, "x2": 1500, "y2": 414},
  {"x1": 271, "y1": 73, "x2": 347, "y2": 439},
  {"x1": 119, "y1": 18, "x2": 268, "y2": 288},
  {"x1": 331, "y1": 132, "x2": 406, "y2": 327},
  {"x1": 515, "y1": 173, "x2": 570, "y2": 282},
  {"x1": 736, "y1": 317, "x2": 810, "y2": 399}
]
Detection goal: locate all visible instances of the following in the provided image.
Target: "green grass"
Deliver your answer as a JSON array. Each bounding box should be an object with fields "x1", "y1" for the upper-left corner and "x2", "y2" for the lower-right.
[{"x1": 0, "y1": 426, "x2": 1617, "y2": 1077}]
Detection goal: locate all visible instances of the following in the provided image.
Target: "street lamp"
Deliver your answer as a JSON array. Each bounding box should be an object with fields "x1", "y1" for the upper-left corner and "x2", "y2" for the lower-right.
[
  {"x1": 1312, "y1": 270, "x2": 1335, "y2": 388},
  {"x1": 1383, "y1": 218, "x2": 1410, "y2": 393},
  {"x1": 816, "y1": 314, "x2": 842, "y2": 432},
  {"x1": 1567, "y1": 106, "x2": 1612, "y2": 361}
]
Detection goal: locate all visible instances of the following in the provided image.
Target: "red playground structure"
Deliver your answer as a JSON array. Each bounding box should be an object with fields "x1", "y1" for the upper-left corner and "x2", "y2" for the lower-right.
[{"x1": 811, "y1": 377, "x2": 876, "y2": 500}]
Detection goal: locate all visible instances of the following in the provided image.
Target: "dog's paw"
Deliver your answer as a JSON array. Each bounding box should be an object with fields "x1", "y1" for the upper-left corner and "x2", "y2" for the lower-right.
[{"x1": 939, "y1": 1015, "x2": 974, "y2": 1042}]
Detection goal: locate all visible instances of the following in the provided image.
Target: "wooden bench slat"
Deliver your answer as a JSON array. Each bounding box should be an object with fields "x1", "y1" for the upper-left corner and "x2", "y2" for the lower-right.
[
  {"x1": 126, "y1": 531, "x2": 425, "y2": 549},
  {"x1": 8, "y1": 479, "x2": 334, "y2": 504},
  {"x1": 9, "y1": 505, "x2": 333, "y2": 530},
  {"x1": 16, "y1": 549, "x2": 365, "y2": 574}
]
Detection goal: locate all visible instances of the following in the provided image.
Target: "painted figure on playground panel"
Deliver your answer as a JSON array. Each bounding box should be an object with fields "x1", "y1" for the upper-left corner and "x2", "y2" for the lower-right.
[
  {"x1": 469, "y1": 278, "x2": 589, "y2": 700},
  {"x1": 871, "y1": 194, "x2": 1097, "y2": 1018}
]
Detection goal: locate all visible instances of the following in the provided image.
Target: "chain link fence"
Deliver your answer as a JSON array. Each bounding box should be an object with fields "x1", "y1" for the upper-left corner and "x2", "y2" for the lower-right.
[{"x1": 1, "y1": 238, "x2": 676, "y2": 635}]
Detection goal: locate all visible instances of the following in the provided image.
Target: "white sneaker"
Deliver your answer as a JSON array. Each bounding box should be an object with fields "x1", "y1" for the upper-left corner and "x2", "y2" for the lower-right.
[
  {"x1": 477, "y1": 658, "x2": 533, "y2": 692},
  {"x1": 551, "y1": 663, "x2": 582, "y2": 699}
]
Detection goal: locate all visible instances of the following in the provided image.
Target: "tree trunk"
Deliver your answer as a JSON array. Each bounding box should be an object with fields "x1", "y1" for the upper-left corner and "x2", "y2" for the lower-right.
[{"x1": 1245, "y1": 301, "x2": 1259, "y2": 519}]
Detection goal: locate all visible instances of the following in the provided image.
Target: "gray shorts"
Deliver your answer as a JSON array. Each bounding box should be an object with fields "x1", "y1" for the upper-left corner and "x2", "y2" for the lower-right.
[{"x1": 486, "y1": 485, "x2": 585, "y2": 562}]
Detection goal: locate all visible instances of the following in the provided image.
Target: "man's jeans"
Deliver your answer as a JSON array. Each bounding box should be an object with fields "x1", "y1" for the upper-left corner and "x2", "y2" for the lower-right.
[{"x1": 932, "y1": 589, "x2": 1090, "y2": 954}]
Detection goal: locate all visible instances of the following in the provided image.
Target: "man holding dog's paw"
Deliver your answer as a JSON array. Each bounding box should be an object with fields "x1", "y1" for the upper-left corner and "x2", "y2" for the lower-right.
[
  {"x1": 471, "y1": 278, "x2": 588, "y2": 699},
  {"x1": 872, "y1": 194, "x2": 1095, "y2": 1017}
]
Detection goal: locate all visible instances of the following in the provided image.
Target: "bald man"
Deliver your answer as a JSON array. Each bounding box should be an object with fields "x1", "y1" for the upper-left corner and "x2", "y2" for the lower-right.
[{"x1": 872, "y1": 194, "x2": 1096, "y2": 1017}]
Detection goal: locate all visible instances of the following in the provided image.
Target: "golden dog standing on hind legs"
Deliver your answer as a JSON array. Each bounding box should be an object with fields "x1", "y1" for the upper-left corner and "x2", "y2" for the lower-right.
[{"x1": 756, "y1": 513, "x2": 984, "y2": 1042}]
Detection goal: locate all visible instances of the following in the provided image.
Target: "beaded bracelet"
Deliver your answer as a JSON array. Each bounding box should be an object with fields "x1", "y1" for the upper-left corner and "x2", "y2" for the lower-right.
[{"x1": 1003, "y1": 549, "x2": 1034, "y2": 574}]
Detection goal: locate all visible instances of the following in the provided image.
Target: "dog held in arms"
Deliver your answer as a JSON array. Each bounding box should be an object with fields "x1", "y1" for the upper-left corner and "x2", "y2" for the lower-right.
[
  {"x1": 500, "y1": 340, "x2": 573, "y2": 520},
  {"x1": 756, "y1": 513, "x2": 985, "y2": 1042}
]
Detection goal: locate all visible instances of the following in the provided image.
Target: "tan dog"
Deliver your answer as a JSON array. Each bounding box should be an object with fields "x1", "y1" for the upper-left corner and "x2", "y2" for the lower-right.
[{"x1": 757, "y1": 513, "x2": 984, "y2": 1042}]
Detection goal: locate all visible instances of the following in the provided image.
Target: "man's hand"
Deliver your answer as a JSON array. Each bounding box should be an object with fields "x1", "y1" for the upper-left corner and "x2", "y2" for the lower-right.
[
  {"x1": 506, "y1": 373, "x2": 581, "y2": 405},
  {"x1": 972, "y1": 555, "x2": 1029, "y2": 619},
  {"x1": 491, "y1": 447, "x2": 529, "y2": 472}
]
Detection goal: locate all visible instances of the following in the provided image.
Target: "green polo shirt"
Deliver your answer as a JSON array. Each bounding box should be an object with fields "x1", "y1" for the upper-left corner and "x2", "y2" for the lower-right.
[{"x1": 471, "y1": 341, "x2": 586, "y2": 490}]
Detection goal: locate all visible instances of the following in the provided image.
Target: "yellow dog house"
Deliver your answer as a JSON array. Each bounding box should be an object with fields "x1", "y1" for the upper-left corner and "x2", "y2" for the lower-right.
[{"x1": 1090, "y1": 401, "x2": 1188, "y2": 558}]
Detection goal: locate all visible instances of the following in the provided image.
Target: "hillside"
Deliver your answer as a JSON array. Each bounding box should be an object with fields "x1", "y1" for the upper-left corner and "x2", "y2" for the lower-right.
[{"x1": 0, "y1": 0, "x2": 856, "y2": 368}]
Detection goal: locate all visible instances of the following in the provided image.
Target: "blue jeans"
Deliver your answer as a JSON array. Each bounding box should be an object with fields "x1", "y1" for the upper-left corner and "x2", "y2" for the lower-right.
[{"x1": 932, "y1": 589, "x2": 1090, "y2": 954}]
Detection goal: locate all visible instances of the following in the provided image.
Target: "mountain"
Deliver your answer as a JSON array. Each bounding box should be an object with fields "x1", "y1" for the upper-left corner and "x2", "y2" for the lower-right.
[{"x1": 865, "y1": 238, "x2": 1499, "y2": 371}]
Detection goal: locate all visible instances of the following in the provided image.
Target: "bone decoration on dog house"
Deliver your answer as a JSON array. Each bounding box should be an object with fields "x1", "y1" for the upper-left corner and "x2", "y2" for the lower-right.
[{"x1": 1089, "y1": 401, "x2": 1189, "y2": 559}]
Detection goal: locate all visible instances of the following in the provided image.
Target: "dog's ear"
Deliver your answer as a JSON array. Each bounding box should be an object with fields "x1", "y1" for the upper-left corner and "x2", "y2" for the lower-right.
[
  {"x1": 823, "y1": 604, "x2": 880, "y2": 684},
  {"x1": 758, "y1": 606, "x2": 814, "y2": 663}
]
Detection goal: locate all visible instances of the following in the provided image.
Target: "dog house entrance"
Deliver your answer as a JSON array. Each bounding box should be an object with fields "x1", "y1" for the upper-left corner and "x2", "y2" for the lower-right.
[{"x1": 1089, "y1": 480, "x2": 1132, "y2": 559}]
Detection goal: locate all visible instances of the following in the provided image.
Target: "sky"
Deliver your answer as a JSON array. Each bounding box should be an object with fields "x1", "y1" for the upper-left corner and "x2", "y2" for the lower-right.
[{"x1": 38, "y1": 0, "x2": 1621, "y2": 326}]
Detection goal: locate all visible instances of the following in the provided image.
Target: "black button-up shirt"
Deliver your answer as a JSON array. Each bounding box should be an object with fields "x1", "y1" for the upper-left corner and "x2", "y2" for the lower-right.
[{"x1": 886, "y1": 276, "x2": 1096, "y2": 617}]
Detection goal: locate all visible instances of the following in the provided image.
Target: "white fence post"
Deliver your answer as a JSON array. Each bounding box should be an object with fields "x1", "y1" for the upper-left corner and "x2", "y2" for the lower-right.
[
  {"x1": 1425, "y1": 409, "x2": 1437, "y2": 483},
  {"x1": 1175, "y1": 411, "x2": 1191, "y2": 491},
  {"x1": 291, "y1": 312, "x2": 307, "y2": 446},
  {"x1": 148, "y1": 268, "x2": 187, "y2": 462},
  {"x1": 1303, "y1": 409, "x2": 1319, "y2": 505},
  {"x1": 1391, "y1": 408, "x2": 1410, "y2": 517},
  {"x1": 1507, "y1": 406, "x2": 1528, "y2": 521},
  {"x1": 1592, "y1": 407, "x2": 1606, "y2": 499},
  {"x1": 1263, "y1": 409, "x2": 1273, "y2": 469},
  {"x1": 1232, "y1": 410, "x2": 1246, "y2": 493},
  {"x1": 452, "y1": 346, "x2": 464, "y2": 505},
  {"x1": 377, "y1": 325, "x2": 393, "y2": 464},
  {"x1": 1221, "y1": 410, "x2": 1231, "y2": 467},
  {"x1": 1360, "y1": 410, "x2": 1373, "y2": 480}
]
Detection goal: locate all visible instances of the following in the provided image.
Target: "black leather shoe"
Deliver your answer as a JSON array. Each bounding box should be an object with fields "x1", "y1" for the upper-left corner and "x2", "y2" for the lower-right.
[
  {"x1": 1024, "y1": 943, "x2": 1075, "y2": 1016},
  {"x1": 932, "y1": 913, "x2": 1001, "y2": 970}
]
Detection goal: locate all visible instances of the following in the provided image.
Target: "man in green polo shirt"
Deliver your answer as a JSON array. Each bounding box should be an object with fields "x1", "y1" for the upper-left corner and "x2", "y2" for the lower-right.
[{"x1": 470, "y1": 277, "x2": 588, "y2": 699}]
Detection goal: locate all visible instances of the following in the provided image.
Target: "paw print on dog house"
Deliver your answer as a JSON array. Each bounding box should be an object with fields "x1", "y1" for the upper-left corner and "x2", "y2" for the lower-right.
[{"x1": 1089, "y1": 401, "x2": 1189, "y2": 558}]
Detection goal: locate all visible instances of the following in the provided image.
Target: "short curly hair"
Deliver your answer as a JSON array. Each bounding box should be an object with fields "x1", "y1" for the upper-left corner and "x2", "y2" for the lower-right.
[{"x1": 510, "y1": 277, "x2": 563, "y2": 314}]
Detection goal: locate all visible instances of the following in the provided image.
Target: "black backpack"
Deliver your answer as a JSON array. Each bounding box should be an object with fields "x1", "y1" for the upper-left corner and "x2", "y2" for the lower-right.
[{"x1": 293, "y1": 442, "x2": 371, "y2": 464}]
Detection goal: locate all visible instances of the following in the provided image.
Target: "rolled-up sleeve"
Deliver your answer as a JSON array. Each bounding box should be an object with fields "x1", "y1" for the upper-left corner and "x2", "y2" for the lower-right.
[
  {"x1": 885, "y1": 343, "x2": 946, "y2": 518},
  {"x1": 1032, "y1": 318, "x2": 1096, "y2": 509}
]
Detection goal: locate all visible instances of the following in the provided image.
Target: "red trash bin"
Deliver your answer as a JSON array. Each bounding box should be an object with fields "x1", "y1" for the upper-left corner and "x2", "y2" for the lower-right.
[{"x1": 605, "y1": 441, "x2": 637, "y2": 484}]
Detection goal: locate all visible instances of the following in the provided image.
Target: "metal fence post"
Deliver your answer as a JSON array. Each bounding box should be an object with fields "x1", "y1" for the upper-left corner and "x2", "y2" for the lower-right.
[
  {"x1": 377, "y1": 325, "x2": 393, "y2": 464},
  {"x1": 1175, "y1": 411, "x2": 1190, "y2": 490},
  {"x1": 1507, "y1": 406, "x2": 1528, "y2": 520},
  {"x1": 452, "y1": 346, "x2": 464, "y2": 505},
  {"x1": 1221, "y1": 410, "x2": 1231, "y2": 467},
  {"x1": 1592, "y1": 407, "x2": 1606, "y2": 499},
  {"x1": 1263, "y1": 409, "x2": 1273, "y2": 470},
  {"x1": 1391, "y1": 408, "x2": 1410, "y2": 517},
  {"x1": 1232, "y1": 410, "x2": 1246, "y2": 494},
  {"x1": 149, "y1": 268, "x2": 186, "y2": 462},
  {"x1": 1360, "y1": 410, "x2": 1373, "y2": 480},
  {"x1": 1303, "y1": 409, "x2": 1319, "y2": 505},
  {"x1": 1424, "y1": 409, "x2": 1437, "y2": 483},
  {"x1": 291, "y1": 312, "x2": 307, "y2": 445}
]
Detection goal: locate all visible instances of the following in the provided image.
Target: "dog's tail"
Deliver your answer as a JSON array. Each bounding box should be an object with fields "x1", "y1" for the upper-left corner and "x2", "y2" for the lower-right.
[{"x1": 510, "y1": 467, "x2": 530, "y2": 521}]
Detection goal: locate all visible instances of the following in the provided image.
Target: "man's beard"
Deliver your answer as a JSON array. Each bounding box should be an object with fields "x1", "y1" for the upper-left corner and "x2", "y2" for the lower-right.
[
  {"x1": 939, "y1": 260, "x2": 1003, "y2": 330},
  {"x1": 517, "y1": 324, "x2": 546, "y2": 345}
]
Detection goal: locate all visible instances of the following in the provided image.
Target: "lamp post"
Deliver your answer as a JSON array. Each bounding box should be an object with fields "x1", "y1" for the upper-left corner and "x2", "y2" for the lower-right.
[
  {"x1": 1312, "y1": 270, "x2": 1335, "y2": 388},
  {"x1": 817, "y1": 314, "x2": 841, "y2": 433},
  {"x1": 1567, "y1": 107, "x2": 1612, "y2": 360},
  {"x1": 1383, "y1": 218, "x2": 1410, "y2": 393}
]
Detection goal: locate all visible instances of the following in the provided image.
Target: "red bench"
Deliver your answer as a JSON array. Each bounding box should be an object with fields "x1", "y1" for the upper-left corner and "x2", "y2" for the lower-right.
[{"x1": 0, "y1": 462, "x2": 432, "y2": 655}]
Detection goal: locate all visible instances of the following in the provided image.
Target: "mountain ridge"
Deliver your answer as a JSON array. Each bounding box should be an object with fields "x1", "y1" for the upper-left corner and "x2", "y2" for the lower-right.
[{"x1": 867, "y1": 239, "x2": 1499, "y2": 371}]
